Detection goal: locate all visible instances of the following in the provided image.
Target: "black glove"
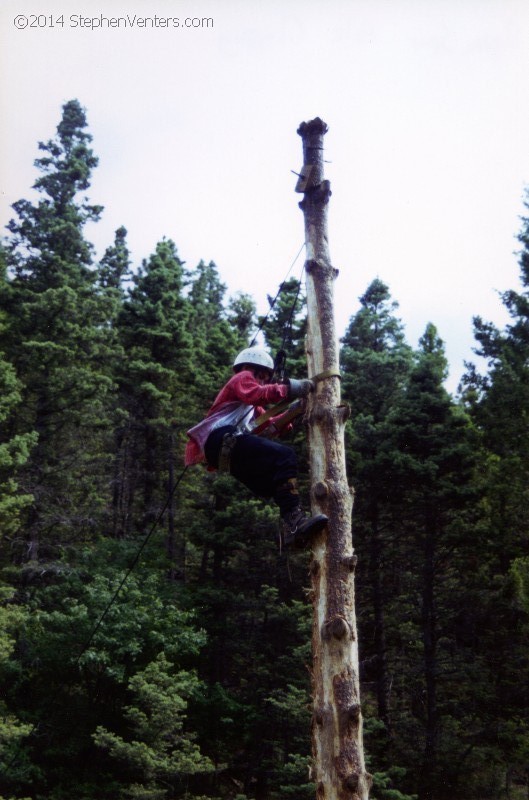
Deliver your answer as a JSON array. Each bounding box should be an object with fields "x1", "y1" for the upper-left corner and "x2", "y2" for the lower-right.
[{"x1": 287, "y1": 378, "x2": 314, "y2": 399}]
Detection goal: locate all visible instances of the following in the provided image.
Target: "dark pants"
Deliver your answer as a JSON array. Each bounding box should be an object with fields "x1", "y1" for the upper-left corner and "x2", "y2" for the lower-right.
[{"x1": 204, "y1": 425, "x2": 298, "y2": 512}]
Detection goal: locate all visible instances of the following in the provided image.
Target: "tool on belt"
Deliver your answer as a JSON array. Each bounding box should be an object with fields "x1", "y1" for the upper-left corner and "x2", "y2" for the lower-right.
[{"x1": 218, "y1": 431, "x2": 239, "y2": 473}]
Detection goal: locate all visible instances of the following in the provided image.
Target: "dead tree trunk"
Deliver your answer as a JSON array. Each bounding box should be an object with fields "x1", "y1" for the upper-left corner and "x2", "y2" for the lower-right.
[{"x1": 296, "y1": 117, "x2": 371, "y2": 800}]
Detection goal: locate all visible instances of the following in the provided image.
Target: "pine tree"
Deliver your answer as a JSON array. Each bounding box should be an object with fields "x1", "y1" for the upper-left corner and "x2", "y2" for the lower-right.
[
  {"x1": 0, "y1": 580, "x2": 33, "y2": 798},
  {"x1": 113, "y1": 238, "x2": 194, "y2": 565},
  {"x1": 340, "y1": 279, "x2": 412, "y2": 734},
  {"x1": 0, "y1": 250, "x2": 37, "y2": 545},
  {"x1": 186, "y1": 260, "x2": 245, "y2": 407},
  {"x1": 468, "y1": 190, "x2": 529, "y2": 567},
  {"x1": 93, "y1": 653, "x2": 214, "y2": 800},
  {"x1": 2, "y1": 534, "x2": 209, "y2": 799},
  {"x1": 341, "y1": 278, "x2": 412, "y2": 417},
  {"x1": 98, "y1": 225, "x2": 131, "y2": 297},
  {"x1": 461, "y1": 189, "x2": 529, "y2": 793},
  {"x1": 0, "y1": 356, "x2": 36, "y2": 541},
  {"x1": 387, "y1": 324, "x2": 482, "y2": 799},
  {"x1": 0, "y1": 99, "x2": 116, "y2": 561},
  {"x1": 227, "y1": 291, "x2": 257, "y2": 341},
  {"x1": 0, "y1": 254, "x2": 36, "y2": 792}
]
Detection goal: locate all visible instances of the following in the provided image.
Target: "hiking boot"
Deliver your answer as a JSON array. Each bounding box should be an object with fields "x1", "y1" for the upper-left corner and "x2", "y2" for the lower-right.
[{"x1": 281, "y1": 507, "x2": 328, "y2": 549}]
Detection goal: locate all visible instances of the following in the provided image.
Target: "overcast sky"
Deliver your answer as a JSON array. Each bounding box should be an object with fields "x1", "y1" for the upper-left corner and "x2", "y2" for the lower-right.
[{"x1": 2, "y1": 0, "x2": 529, "y2": 392}]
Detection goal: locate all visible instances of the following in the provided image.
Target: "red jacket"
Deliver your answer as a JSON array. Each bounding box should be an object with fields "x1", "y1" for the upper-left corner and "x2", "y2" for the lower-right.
[{"x1": 185, "y1": 370, "x2": 290, "y2": 466}]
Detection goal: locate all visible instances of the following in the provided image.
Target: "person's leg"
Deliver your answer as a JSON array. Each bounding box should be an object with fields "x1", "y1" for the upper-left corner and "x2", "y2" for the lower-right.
[
  {"x1": 229, "y1": 433, "x2": 297, "y2": 497},
  {"x1": 205, "y1": 428, "x2": 327, "y2": 548},
  {"x1": 230, "y1": 434, "x2": 328, "y2": 548}
]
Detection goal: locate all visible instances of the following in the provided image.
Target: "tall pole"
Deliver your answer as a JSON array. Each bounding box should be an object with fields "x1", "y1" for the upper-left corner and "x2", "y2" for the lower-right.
[{"x1": 296, "y1": 118, "x2": 371, "y2": 800}]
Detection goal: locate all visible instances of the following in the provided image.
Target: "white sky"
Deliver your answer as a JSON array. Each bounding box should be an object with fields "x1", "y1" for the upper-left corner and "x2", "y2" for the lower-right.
[{"x1": 1, "y1": 0, "x2": 529, "y2": 393}]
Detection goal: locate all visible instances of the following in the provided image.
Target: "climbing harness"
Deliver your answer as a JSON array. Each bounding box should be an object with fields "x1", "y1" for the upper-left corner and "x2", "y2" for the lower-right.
[{"x1": 217, "y1": 366, "x2": 342, "y2": 472}]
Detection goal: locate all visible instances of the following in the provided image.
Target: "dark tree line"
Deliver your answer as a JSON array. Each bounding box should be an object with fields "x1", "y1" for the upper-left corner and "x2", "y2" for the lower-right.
[{"x1": 0, "y1": 99, "x2": 528, "y2": 800}]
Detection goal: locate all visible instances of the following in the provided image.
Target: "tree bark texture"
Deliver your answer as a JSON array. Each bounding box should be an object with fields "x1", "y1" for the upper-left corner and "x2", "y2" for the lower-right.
[{"x1": 297, "y1": 118, "x2": 371, "y2": 800}]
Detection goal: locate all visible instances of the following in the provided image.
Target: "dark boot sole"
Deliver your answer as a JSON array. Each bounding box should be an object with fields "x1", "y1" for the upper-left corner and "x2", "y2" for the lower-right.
[{"x1": 285, "y1": 514, "x2": 328, "y2": 549}]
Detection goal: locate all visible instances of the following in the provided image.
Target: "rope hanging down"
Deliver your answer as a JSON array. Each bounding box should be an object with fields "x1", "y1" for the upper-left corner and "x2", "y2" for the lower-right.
[
  {"x1": 280, "y1": 269, "x2": 304, "y2": 353},
  {"x1": 74, "y1": 464, "x2": 189, "y2": 667},
  {"x1": 250, "y1": 241, "x2": 306, "y2": 348}
]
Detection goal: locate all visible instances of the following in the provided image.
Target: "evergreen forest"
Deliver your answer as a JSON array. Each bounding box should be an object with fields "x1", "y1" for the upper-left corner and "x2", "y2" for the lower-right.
[{"x1": 1, "y1": 100, "x2": 529, "y2": 800}]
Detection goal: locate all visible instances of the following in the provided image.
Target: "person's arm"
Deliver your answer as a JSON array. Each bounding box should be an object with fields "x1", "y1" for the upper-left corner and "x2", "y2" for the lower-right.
[{"x1": 229, "y1": 370, "x2": 289, "y2": 405}]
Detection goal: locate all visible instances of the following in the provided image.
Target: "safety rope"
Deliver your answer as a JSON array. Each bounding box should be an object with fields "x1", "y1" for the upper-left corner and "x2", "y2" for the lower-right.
[{"x1": 250, "y1": 242, "x2": 305, "y2": 347}]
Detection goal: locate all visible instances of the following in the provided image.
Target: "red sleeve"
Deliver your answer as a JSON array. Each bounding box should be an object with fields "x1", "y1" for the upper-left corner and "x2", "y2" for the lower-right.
[{"x1": 224, "y1": 371, "x2": 289, "y2": 406}]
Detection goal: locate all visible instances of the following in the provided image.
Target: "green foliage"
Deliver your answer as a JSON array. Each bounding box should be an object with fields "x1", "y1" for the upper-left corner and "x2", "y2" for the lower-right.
[
  {"x1": 340, "y1": 280, "x2": 413, "y2": 743},
  {"x1": 1, "y1": 540, "x2": 208, "y2": 799},
  {"x1": 99, "y1": 225, "x2": 131, "y2": 296},
  {"x1": 94, "y1": 653, "x2": 213, "y2": 800},
  {"x1": 371, "y1": 771, "x2": 417, "y2": 800},
  {"x1": 511, "y1": 556, "x2": 529, "y2": 613},
  {"x1": 0, "y1": 586, "x2": 33, "y2": 790},
  {"x1": 0, "y1": 99, "x2": 119, "y2": 561},
  {"x1": 227, "y1": 293, "x2": 256, "y2": 340},
  {"x1": 0, "y1": 249, "x2": 37, "y2": 541},
  {"x1": 186, "y1": 260, "x2": 245, "y2": 408},
  {"x1": 0, "y1": 355, "x2": 37, "y2": 540}
]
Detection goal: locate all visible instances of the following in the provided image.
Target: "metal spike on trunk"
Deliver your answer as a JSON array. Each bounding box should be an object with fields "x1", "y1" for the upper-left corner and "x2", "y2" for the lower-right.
[{"x1": 297, "y1": 117, "x2": 372, "y2": 800}]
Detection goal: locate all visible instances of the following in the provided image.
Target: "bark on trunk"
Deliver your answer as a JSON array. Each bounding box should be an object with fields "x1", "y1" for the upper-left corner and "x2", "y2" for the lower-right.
[{"x1": 297, "y1": 117, "x2": 371, "y2": 800}]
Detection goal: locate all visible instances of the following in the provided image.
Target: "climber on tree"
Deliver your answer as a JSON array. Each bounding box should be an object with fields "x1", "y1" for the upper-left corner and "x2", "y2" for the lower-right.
[{"x1": 185, "y1": 346, "x2": 328, "y2": 548}]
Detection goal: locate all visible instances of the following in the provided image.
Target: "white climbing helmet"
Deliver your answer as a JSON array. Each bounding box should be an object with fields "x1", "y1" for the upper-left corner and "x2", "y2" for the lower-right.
[{"x1": 233, "y1": 346, "x2": 274, "y2": 372}]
